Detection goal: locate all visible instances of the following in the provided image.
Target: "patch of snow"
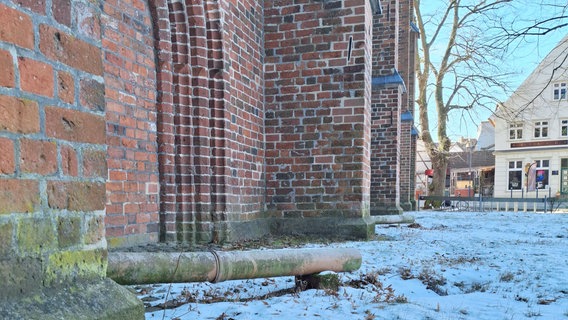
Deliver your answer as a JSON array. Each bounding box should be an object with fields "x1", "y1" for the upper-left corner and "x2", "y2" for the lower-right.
[{"x1": 134, "y1": 211, "x2": 568, "y2": 319}]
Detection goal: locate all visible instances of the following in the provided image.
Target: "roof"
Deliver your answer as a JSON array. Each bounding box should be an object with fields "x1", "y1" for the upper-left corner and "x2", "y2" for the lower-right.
[
  {"x1": 498, "y1": 34, "x2": 568, "y2": 119},
  {"x1": 372, "y1": 69, "x2": 407, "y2": 92}
]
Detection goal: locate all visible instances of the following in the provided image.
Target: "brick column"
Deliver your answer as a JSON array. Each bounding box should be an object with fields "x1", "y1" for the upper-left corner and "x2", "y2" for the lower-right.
[
  {"x1": 398, "y1": 0, "x2": 417, "y2": 210},
  {"x1": 0, "y1": 1, "x2": 142, "y2": 318},
  {"x1": 370, "y1": 0, "x2": 404, "y2": 215},
  {"x1": 264, "y1": 0, "x2": 375, "y2": 239},
  {"x1": 150, "y1": 0, "x2": 268, "y2": 244}
]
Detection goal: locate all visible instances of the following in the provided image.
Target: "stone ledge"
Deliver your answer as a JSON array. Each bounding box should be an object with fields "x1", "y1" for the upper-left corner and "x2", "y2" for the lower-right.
[
  {"x1": 270, "y1": 216, "x2": 376, "y2": 240},
  {"x1": 0, "y1": 279, "x2": 144, "y2": 320},
  {"x1": 370, "y1": 204, "x2": 403, "y2": 216}
]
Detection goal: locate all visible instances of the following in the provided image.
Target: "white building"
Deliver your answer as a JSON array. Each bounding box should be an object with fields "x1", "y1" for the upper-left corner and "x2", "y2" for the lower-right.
[{"x1": 493, "y1": 35, "x2": 568, "y2": 198}]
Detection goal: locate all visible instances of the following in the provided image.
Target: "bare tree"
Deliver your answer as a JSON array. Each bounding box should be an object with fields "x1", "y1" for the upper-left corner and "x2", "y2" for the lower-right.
[
  {"x1": 493, "y1": 2, "x2": 567, "y2": 45},
  {"x1": 492, "y1": 1, "x2": 568, "y2": 118},
  {"x1": 415, "y1": 0, "x2": 514, "y2": 195}
]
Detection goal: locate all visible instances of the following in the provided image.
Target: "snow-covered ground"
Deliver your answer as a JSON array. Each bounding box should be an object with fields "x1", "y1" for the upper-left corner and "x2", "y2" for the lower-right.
[{"x1": 133, "y1": 211, "x2": 568, "y2": 320}]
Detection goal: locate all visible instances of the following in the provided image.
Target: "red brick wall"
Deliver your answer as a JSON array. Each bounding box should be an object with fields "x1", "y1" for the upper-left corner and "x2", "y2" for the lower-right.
[
  {"x1": 0, "y1": 0, "x2": 410, "y2": 272},
  {"x1": 102, "y1": 0, "x2": 159, "y2": 247},
  {"x1": 219, "y1": 0, "x2": 266, "y2": 224},
  {"x1": 0, "y1": 0, "x2": 108, "y2": 293},
  {"x1": 264, "y1": 0, "x2": 373, "y2": 231},
  {"x1": 370, "y1": 0, "x2": 404, "y2": 215},
  {"x1": 398, "y1": 0, "x2": 417, "y2": 210},
  {"x1": 150, "y1": 0, "x2": 266, "y2": 243}
]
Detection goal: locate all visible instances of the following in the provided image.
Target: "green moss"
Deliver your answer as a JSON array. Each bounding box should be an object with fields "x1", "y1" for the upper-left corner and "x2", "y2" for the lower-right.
[
  {"x1": 17, "y1": 217, "x2": 56, "y2": 254},
  {"x1": 1, "y1": 279, "x2": 144, "y2": 319},
  {"x1": 342, "y1": 256, "x2": 362, "y2": 272},
  {"x1": 107, "y1": 237, "x2": 126, "y2": 248},
  {"x1": 45, "y1": 249, "x2": 107, "y2": 285},
  {"x1": 0, "y1": 221, "x2": 13, "y2": 255}
]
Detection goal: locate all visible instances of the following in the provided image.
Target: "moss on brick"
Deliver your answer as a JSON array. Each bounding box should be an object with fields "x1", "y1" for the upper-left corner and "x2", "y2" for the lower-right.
[
  {"x1": 0, "y1": 221, "x2": 14, "y2": 255},
  {"x1": 45, "y1": 249, "x2": 107, "y2": 285},
  {"x1": 16, "y1": 217, "x2": 56, "y2": 254},
  {"x1": 0, "y1": 256, "x2": 43, "y2": 300}
]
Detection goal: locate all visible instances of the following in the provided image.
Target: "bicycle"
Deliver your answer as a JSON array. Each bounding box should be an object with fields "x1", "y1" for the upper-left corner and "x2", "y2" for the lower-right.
[{"x1": 454, "y1": 199, "x2": 469, "y2": 211}]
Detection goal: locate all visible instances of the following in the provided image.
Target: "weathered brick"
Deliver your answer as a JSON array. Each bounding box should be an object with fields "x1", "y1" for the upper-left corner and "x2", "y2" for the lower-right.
[
  {"x1": 44, "y1": 248, "x2": 106, "y2": 285},
  {"x1": 52, "y1": 0, "x2": 71, "y2": 26},
  {"x1": 82, "y1": 148, "x2": 107, "y2": 178},
  {"x1": 45, "y1": 106, "x2": 105, "y2": 144},
  {"x1": 39, "y1": 24, "x2": 103, "y2": 76},
  {"x1": 85, "y1": 215, "x2": 104, "y2": 245},
  {"x1": 0, "y1": 95, "x2": 40, "y2": 134},
  {"x1": 57, "y1": 216, "x2": 81, "y2": 248},
  {"x1": 20, "y1": 139, "x2": 57, "y2": 175},
  {"x1": 0, "y1": 179, "x2": 40, "y2": 214},
  {"x1": 47, "y1": 181, "x2": 105, "y2": 211},
  {"x1": 80, "y1": 78, "x2": 105, "y2": 112},
  {"x1": 18, "y1": 57, "x2": 54, "y2": 97},
  {"x1": 17, "y1": 217, "x2": 57, "y2": 254},
  {"x1": 60, "y1": 145, "x2": 78, "y2": 176},
  {"x1": 14, "y1": 0, "x2": 46, "y2": 14},
  {"x1": 0, "y1": 49, "x2": 14, "y2": 88},
  {"x1": 75, "y1": 1, "x2": 101, "y2": 40},
  {"x1": 0, "y1": 4, "x2": 34, "y2": 49},
  {"x1": 0, "y1": 222, "x2": 13, "y2": 255},
  {"x1": 57, "y1": 71, "x2": 74, "y2": 104},
  {"x1": 0, "y1": 138, "x2": 15, "y2": 174}
]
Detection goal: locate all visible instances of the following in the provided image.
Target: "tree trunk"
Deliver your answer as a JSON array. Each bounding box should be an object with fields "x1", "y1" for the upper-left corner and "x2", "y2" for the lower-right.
[{"x1": 429, "y1": 152, "x2": 448, "y2": 196}]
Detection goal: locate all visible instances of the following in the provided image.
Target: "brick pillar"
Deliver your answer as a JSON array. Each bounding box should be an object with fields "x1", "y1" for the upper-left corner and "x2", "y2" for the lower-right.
[
  {"x1": 103, "y1": 0, "x2": 160, "y2": 248},
  {"x1": 264, "y1": 0, "x2": 375, "y2": 239},
  {"x1": 0, "y1": 1, "x2": 142, "y2": 318},
  {"x1": 151, "y1": 0, "x2": 268, "y2": 244},
  {"x1": 398, "y1": 0, "x2": 417, "y2": 210},
  {"x1": 370, "y1": 0, "x2": 404, "y2": 215}
]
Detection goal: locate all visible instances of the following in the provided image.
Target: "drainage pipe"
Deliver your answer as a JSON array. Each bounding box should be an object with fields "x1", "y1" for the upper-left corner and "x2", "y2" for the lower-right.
[{"x1": 108, "y1": 248, "x2": 362, "y2": 285}]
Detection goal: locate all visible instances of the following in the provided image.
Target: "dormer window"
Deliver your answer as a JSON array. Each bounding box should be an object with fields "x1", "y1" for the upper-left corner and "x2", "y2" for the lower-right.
[{"x1": 553, "y1": 82, "x2": 567, "y2": 100}]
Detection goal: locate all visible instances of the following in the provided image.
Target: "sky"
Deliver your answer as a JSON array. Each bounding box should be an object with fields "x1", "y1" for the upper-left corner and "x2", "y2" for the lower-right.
[
  {"x1": 131, "y1": 209, "x2": 568, "y2": 320},
  {"x1": 418, "y1": 1, "x2": 567, "y2": 142}
]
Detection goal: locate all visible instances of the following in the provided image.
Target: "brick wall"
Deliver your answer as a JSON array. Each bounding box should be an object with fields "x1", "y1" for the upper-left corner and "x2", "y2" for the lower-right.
[
  {"x1": 0, "y1": 0, "x2": 107, "y2": 296},
  {"x1": 219, "y1": 0, "x2": 266, "y2": 235},
  {"x1": 102, "y1": 0, "x2": 159, "y2": 247},
  {"x1": 150, "y1": 0, "x2": 266, "y2": 243},
  {"x1": 370, "y1": 0, "x2": 408, "y2": 215},
  {"x1": 0, "y1": 0, "x2": 413, "y2": 266},
  {"x1": 264, "y1": 0, "x2": 374, "y2": 238},
  {"x1": 398, "y1": 0, "x2": 416, "y2": 210}
]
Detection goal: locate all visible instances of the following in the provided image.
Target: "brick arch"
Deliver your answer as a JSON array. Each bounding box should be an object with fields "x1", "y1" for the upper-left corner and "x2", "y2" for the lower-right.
[{"x1": 148, "y1": 0, "x2": 227, "y2": 243}]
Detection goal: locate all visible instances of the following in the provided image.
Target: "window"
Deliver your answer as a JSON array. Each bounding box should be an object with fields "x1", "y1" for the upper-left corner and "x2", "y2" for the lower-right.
[
  {"x1": 534, "y1": 160, "x2": 549, "y2": 189},
  {"x1": 508, "y1": 160, "x2": 523, "y2": 190},
  {"x1": 553, "y1": 82, "x2": 567, "y2": 100},
  {"x1": 509, "y1": 123, "x2": 523, "y2": 140},
  {"x1": 562, "y1": 120, "x2": 568, "y2": 137},
  {"x1": 534, "y1": 121, "x2": 548, "y2": 138}
]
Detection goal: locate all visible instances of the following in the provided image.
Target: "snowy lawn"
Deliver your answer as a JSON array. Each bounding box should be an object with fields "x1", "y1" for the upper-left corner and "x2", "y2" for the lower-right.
[{"x1": 132, "y1": 211, "x2": 568, "y2": 319}]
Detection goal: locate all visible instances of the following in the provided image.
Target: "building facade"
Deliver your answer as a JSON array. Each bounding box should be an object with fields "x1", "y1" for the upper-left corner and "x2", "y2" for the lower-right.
[
  {"x1": 0, "y1": 0, "x2": 416, "y2": 317},
  {"x1": 493, "y1": 35, "x2": 568, "y2": 198}
]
